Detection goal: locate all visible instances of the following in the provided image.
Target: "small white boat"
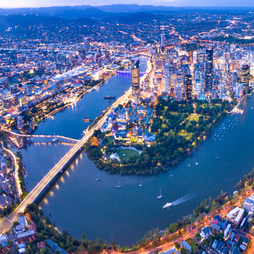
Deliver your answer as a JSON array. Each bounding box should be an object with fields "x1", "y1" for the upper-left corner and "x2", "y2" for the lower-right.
[
  {"x1": 163, "y1": 202, "x2": 173, "y2": 209},
  {"x1": 157, "y1": 189, "x2": 163, "y2": 199},
  {"x1": 169, "y1": 175, "x2": 173, "y2": 177},
  {"x1": 116, "y1": 181, "x2": 122, "y2": 188},
  {"x1": 139, "y1": 182, "x2": 142, "y2": 187},
  {"x1": 52, "y1": 138, "x2": 58, "y2": 142},
  {"x1": 251, "y1": 107, "x2": 253, "y2": 109},
  {"x1": 195, "y1": 163, "x2": 198, "y2": 165},
  {"x1": 96, "y1": 174, "x2": 101, "y2": 181}
]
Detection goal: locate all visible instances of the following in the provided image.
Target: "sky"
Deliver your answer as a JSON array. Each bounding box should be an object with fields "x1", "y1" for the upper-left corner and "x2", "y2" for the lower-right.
[{"x1": 1, "y1": 0, "x2": 254, "y2": 8}]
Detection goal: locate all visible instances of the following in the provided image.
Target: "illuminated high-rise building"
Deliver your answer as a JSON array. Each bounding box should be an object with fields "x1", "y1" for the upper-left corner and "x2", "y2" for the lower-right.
[
  {"x1": 205, "y1": 48, "x2": 213, "y2": 92},
  {"x1": 232, "y1": 71, "x2": 238, "y2": 89},
  {"x1": 162, "y1": 63, "x2": 170, "y2": 93},
  {"x1": 241, "y1": 64, "x2": 250, "y2": 94},
  {"x1": 132, "y1": 60, "x2": 140, "y2": 97},
  {"x1": 197, "y1": 49, "x2": 205, "y2": 64},
  {"x1": 161, "y1": 33, "x2": 165, "y2": 47},
  {"x1": 184, "y1": 74, "x2": 192, "y2": 101},
  {"x1": 174, "y1": 84, "x2": 182, "y2": 101}
]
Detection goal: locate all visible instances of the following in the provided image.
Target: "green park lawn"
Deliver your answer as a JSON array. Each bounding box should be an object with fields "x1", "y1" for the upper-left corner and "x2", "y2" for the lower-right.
[{"x1": 116, "y1": 149, "x2": 139, "y2": 161}]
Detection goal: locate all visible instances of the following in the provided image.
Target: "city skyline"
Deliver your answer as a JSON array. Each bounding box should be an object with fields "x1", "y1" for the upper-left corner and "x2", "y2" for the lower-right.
[{"x1": 2, "y1": 0, "x2": 254, "y2": 8}]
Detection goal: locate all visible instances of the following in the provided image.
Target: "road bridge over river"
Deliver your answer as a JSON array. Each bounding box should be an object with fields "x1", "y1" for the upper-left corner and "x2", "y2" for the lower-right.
[
  {"x1": 0, "y1": 53, "x2": 152, "y2": 234},
  {"x1": 0, "y1": 88, "x2": 132, "y2": 234}
]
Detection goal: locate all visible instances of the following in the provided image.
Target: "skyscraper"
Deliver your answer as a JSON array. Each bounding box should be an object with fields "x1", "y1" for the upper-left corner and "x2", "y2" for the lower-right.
[
  {"x1": 162, "y1": 63, "x2": 170, "y2": 93},
  {"x1": 132, "y1": 60, "x2": 140, "y2": 97},
  {"x1": 161, "y1": 33, "x2": 165, "y2": 47},
  {"x1": 205, "y1": 48, "x2": 213, "y2": 92},
  {"x1": 174, "y1": 84, "x2": 182, "y2": 101},
  {"x1": 184, "y1": 74, "x2": 192, "y2": 101},
  {"x1": 241, "y1": 64, "x2": 250, "y2": 94}
]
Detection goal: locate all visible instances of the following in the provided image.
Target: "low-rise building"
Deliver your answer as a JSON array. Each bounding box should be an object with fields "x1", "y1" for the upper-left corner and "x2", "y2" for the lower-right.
[
  {"x1": 200, "y1": 226, "x2": 212, "y2": 239},
  {"x1": 226, "y1": 207, "x2": 244, "y2": 226},
  {"x1": 243, "y1": 195, "x2": 254, "y2": 212},
  {"x1": 17, "y1": 229, "x2": 36, "y2": 243}
]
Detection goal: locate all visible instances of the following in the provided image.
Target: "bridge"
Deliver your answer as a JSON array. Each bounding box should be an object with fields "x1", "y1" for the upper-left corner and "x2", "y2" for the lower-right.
[
  {"x1": 0, "y1": 88, "x2": 133, "y2": 234},
  {"x1": 116, "y1": 71, "x2": 148, "y2": 75},
  {"x1": 0, "y1": 54, "x2": 152, "y2": 234},
  {"x1": 4, "y1": 129, "x2": 79, "y2": 143}
]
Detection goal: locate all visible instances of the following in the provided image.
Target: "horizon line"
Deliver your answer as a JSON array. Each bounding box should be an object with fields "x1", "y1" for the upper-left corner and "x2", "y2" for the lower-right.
[{"x1": 1, "y1": 4, "x2": 254, "y2": 9}]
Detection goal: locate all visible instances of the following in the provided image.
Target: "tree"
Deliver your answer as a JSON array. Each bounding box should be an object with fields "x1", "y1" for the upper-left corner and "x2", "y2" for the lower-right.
[
  {"x1": 174, "y1": 242, "x2": 180, "y2": 250},
  {"x1": 180, "y1": 248, "x2": 188, "y2": 254},
  {"x1": 40, "y1": 248, "x2": 47, "y2": 254}
]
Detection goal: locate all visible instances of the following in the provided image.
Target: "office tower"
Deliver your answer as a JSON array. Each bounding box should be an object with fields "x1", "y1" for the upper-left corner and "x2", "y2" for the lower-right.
[
  {"x1": 184, "y1": 74, "x2": 192, "y2": 101},
  {"x1": 197, "y1": 48, "x2": 205, "y2": 64},
  {"x1": 132, "y1": 60, "x2": 140, "y2": 97},
  {"x1": 205, "y1": 48, "x2": 213, "y2": 92},
  {"x1": 219, "y1": 82, "x2": 225, "y2": 99},
  {"x1": 241, "y1": 64, "x2": 250, "y2": 94},
  {"x1": 161, "y1": 33, "x2": 165, "y2": 47},
  {"x1": 174, "y1": 84, "x2": 182, "y2": 101},
  {"x1": 195, "y1": 71, "x2": 201, "y2": 95},
  {"x1": 236, "y1": 83, "x2": 244, "y2": 98},
  {"x1": 163, "y1": 63, "x2": 170, "y2": 77},
  {"x1": 193, "y1": 51, "x2": 197, "y2": 64},
  {"x1": 232, "y1": 71, "x2": 238, "y2": 89},
  {"x1": 161, "y1": 63, "x2": 170, "y2": 93},
  {"x1": 155, "y1": 56, "x2": 164, "y2": 71},
  {"x1": 195, "y1": 63, "x2": 203, "y2": 73}
]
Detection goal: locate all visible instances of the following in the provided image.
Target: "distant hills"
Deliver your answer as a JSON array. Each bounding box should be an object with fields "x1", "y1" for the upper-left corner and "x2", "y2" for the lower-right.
[
  {"x1": 0, "y1": 4, "x2": 253, "y2": 30},
  {"x1": 0, "y1": 4, "x2": 253, "y2": 20},
  {"x1": 0, "y1": 15, "x2": 97, "y2": 31}
]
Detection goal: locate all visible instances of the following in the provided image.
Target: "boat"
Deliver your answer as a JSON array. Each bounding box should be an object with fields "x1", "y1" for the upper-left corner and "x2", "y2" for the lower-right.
[
  {"x1": 188, "y1": 164, "x2": 190, "y2": 167},
  {"x1": 216, "y1": 154, "x2": 219, "y2": 159},
  {"x1": 96, "y1": 174, "x2": 101, "y2": 181},
  {"x1": 139, "y1": 182, "x2": 142, "y2": 187},
  {"x1": 163, "y1": 202, "x2": 173, "y2": 209},
  {"x1": 52, "y1": 138, "x2": 58, "y2": 142},
  {"x1": 195, "y1": 163, "x2": 198, "y2": 166},
  {"x1": 83, "y1": 116, "x2": 92, "y2": 122},
  {"x1": 104, "y1": 96, "x2": 116, "y2": 100},
  {"x1": 157, "y1": 189, "x2": 163, "y2": 199},
  {"x1": 251, "y1": 107, "x2": 253, "y2": 109},
  {"x1": 116, "y1": 181, "x2": 122, "y2": 188},
  {"x1": 169, "y1": 175, "x2": 173, "y2": 177}
]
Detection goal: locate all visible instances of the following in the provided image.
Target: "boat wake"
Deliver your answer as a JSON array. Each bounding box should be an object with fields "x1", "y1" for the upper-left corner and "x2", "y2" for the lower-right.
[{"x1": 171, "y1": 192, "x2": 197, "y2": 206}]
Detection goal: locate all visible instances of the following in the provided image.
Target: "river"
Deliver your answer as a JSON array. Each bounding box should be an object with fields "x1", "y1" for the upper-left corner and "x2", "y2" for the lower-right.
[{"x1": 21, "y1": 60, "x2": 254, "y2": 245}]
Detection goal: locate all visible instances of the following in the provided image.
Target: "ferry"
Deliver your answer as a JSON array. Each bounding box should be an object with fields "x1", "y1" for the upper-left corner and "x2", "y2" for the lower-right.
[
  {"x1": 163, "y1": 202, "x2": 173, "y2": 209},
  {"x1": 104, "y1": 96, "x2": 116, "y2": 100}
]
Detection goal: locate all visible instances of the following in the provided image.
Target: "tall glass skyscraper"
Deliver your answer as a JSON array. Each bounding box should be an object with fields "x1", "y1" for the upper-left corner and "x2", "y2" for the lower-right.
[
  {"x1": 184, "y1": 74, "x2": 192, "y2": 101},
  {"x1": 241, "y1": 64, "x2": 250, "y2": 95},
  {"x1": 132, "y1": 60, "x2": 140, "y2": 97},
  {"x1": 205, "y1": 48, "x2": 213, "y2": 92}
]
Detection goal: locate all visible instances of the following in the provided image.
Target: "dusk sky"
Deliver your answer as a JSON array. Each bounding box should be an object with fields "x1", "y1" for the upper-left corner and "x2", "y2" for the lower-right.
[{"x1": 1, "y1": 0, "x2": 254, "y2": 8}]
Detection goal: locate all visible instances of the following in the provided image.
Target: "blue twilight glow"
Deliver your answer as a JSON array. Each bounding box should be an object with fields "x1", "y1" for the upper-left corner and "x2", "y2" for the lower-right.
[{"x1": 1, "y1": 0, "x2": 254, "y2": 8}]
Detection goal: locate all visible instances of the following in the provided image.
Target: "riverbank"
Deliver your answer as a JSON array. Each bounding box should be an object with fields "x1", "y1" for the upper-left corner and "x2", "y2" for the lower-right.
[
  {"x1": 85, "y1": 98, "x2": 236, "y2": 176},
  {"x1": 21, "y1": 59, "x2": 254, "y2": 245},
  {"x1": 21, "y1": 170, "x2": 254, "y2": 254}
]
